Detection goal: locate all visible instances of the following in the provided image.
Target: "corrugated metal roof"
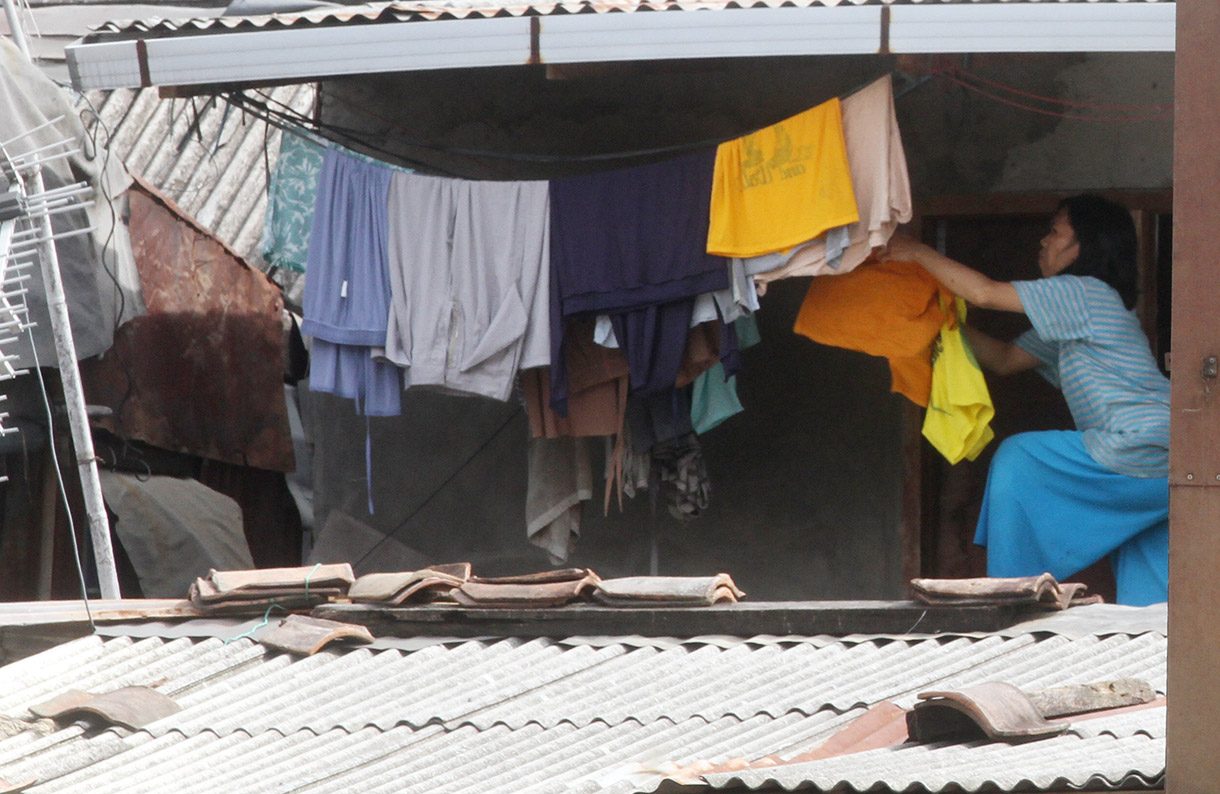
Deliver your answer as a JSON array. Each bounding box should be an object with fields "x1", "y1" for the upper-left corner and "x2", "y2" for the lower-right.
[
  {"x1": 702, "y1": 732, "x2": 1165, "y2": 793},
  {"x1": 86, "y1": 0, "x2": 1171, "y2": 37},
  {"x1": 0, "y1": 614, "x2": 1168, "y2": 793},
  {"x1": 81, "y1": 83, "x2": 315, "y2": 264},
  {"x1": 1, "y1": 3, "x2": 294, "y2": 266},
  {"x1": 0, "y1": 4, "x2": 223, "y2": 82}
]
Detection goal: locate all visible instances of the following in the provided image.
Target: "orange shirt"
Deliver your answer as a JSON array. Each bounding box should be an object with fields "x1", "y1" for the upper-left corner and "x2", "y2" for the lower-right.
[
  {"x1": 707, "y1": 97, "x2": 859, "y2": 258},
  {"x1": 792, "y1": 260, "x2": 952, "y2": 407}
]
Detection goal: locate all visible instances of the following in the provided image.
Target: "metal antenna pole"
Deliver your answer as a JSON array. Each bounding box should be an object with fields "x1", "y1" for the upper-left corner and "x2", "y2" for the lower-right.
[
  {"x1": 1, "y1": 0, "x2": 31, "y2": 59},
  {"x1": 28, "y1": 164, "x2": 120, "y2": 599}
]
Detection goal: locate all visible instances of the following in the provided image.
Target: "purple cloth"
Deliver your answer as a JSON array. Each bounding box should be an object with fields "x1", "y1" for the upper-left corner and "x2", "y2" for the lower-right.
[
  {"x1": 610, "y1": 300, "x2": 696, "y2": 398},
  {"x1": 301, "y1": 148, "x2": 393, "y2": 346},
  {"x1": 308, "y1": 341, "x2": 401, "y2": 417},
  {"x1": 548, "y1": 150, "x2": 729, "y2": 412},
  {"x1": 301, "y1": 148, "x2": 401, "y2": 421}
]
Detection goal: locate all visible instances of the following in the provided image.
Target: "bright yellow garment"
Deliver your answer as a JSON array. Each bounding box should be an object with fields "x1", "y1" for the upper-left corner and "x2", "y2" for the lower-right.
[
  {"x1": 922, "y1": 298, "x2": 996, "y2": 464},
  {"x1": 707, "y1": 97, "x2": 859, "y2": 258}
]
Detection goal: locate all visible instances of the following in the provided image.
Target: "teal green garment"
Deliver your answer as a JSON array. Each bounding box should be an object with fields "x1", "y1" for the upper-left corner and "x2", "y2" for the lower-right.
[
  {"x1": 735, "y1": 313, "x2": 761, "y2": 348},
  {"x1": 691, "y1": 315, "x2": 760, "y2": 434},
  {"x1": 263, "y1": 131, "x2": 327, "y2": 273}
]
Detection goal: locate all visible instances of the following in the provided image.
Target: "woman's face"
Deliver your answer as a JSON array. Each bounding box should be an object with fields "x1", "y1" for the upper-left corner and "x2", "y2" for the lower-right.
[{"x1": 1039, "y1": 210, "x2": 1081, "y2": 277}]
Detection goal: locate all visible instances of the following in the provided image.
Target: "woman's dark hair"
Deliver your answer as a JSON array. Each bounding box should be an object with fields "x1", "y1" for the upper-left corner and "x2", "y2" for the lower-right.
[{"x1": 1057, "y1": 194, "x2": 1139, "y2": 309}]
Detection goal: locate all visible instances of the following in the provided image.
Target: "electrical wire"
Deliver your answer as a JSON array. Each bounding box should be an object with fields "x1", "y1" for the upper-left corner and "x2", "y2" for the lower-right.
[
  {"x1": 937, "y1": 69, "x2": 1174, "y2": 123},
  {"x1": 74, "y1": 94, "x2": 138, "y2": 437},
  {"x1": 27, "y1": 310, "x2": 95, "y2": 630},
  {"x1": 230, "y1": 89, "x2": 736, "y2": 166},
  {"x1": 353, "y1": 407, "x2": 521, "y2": 569},
  {"x1": 950, "y1": 66, "x2": 1173, "y2": 112}
]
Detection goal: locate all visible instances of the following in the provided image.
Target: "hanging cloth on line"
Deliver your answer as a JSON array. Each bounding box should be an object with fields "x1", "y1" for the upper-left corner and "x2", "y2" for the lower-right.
[
  {"x1": 752, "y1": 74, "x2": 914, "y2": 286},
  {"x1": 263, "y1": 132, "x2": 327, "y2": 274},
  {"x1": 263, "y1": 129, "x2": 416, "y2": 276},
  {"x1": 301, "y1": 147, "x2": 393, "y2": 347},
  {"x1": 691, "y1": 314, "x2": 761, "y2": 435},
  {"x1": 793, "y1": 259, "x2": 951, "y2": 407},
  {"x1": 922, "y1": 297, "x2": 996, "y2": 464},
  {"x1": 707, "y1": 96, "x2": 858, "y2": 258},
  {"x1": 300, "y1": 147, "x2": 399, "y2": 514},
  {"x1": 380, "y1": 171, "x2": 551, "y2": 402},
  {"x1": 548, "y1": 148, "x2": 729, "y2": 415}
]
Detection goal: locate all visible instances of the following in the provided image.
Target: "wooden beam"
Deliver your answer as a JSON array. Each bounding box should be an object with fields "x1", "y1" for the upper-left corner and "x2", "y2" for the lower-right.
[
  {"x1": 1167, "y1": 3, "x2": 1220, "y2": 793},
  {"x1": 916, "y1": 189, "x2": 1173, "y2": 218},
  {"x1": 315, "y1": 601, "x2": 1047, "y2": 639}
]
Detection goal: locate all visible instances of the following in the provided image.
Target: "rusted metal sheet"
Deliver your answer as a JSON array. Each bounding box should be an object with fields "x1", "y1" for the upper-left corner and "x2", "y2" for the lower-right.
[
  {"x1": 1167, "y1": 3, "x2": 1220, "y2": 794},
  {"x1": 85, "y1": 84, "x2": 317, "y2": 264},
  {"x1": 81, "y1": 178, "x2": 294, "y2": 472}
]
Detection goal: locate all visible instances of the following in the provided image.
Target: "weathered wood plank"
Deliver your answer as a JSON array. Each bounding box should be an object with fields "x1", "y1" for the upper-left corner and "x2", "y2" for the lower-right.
[{"x1": 313, "y1": 600, "x2": 1037, "y2": 639}]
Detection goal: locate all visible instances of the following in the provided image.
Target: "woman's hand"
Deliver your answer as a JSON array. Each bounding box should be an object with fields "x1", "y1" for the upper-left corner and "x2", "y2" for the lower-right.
[{"x1": 878, "y1": 233, "x2": 932, "y2": 264}]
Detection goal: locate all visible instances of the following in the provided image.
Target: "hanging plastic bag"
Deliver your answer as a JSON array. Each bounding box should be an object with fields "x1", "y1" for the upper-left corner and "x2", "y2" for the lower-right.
[{"x1": 922, "y1": 297, "x2": 995, "y2": 464}]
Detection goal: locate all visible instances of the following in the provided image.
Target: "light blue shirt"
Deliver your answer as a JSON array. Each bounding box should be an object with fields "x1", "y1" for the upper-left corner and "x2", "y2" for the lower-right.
[{"x1": 1013, "y1": 275, "x2": 1170, "y2": 478}]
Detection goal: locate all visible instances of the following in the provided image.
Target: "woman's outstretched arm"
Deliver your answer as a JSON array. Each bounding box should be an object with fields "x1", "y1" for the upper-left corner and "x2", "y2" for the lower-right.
[{"x1": 885, "y1": 235, "x2": 1025, "y2": 313}]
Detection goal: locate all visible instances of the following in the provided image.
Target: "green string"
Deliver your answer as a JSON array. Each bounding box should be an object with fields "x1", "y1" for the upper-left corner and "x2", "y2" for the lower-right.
[
  {"x1": 223, "y1": 564, "x2": 323, "y2": 646},
  {"x1": 304, "y1": 563, "x2": 321, "y2": 600},
  {"x1": 224, "y1": 603, "x2": 284, "y2": 645}
]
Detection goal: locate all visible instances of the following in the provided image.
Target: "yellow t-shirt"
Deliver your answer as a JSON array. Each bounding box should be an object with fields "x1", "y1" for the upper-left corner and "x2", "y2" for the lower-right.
[
  {"x1": 922, "y1": 298, "x2": 996, "y2": 464},
  {"x1": 707, "y1": 97, "x2": 859, "y2": 258}
]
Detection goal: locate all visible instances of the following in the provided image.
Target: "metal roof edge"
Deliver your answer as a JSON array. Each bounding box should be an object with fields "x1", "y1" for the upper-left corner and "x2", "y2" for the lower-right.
[{"x1": 64, "y1": 0, "x2": 1176, "y2": 92}]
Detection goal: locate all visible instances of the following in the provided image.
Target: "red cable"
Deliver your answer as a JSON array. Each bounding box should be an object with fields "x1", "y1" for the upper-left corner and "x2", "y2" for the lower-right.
[
  {"x1": 937, "y1": 71, "x2": 1174, "y2": 123},
  {"x1": 952, "y1": 66, "x2": 1174, "y2": 112}
]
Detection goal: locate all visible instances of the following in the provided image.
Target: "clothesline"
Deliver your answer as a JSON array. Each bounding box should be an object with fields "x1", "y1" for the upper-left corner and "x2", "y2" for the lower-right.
[
  {"x1": 235, "y1": 70, "x2": 890, "y2": 170},
  {"x1": 268, "y1": 73, "x2": 995, "y2": 564}
]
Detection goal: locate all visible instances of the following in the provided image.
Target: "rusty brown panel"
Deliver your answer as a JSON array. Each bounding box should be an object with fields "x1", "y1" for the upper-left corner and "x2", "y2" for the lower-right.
[
  {"x1": 1167, "y1": 3, "x2": 1220, "y2": 793},
  {"x1": 80, "y1": 181, "x2": 294, "y2": 473}
]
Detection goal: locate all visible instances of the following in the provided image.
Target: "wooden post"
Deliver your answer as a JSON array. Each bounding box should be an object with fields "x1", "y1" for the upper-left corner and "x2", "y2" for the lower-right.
[{"x1": 1166, "y1": 3, "x2": 1220, "y2": 792}]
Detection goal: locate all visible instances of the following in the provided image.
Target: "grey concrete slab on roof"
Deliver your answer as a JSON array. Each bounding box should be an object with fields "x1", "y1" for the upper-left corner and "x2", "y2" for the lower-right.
[{"x1": 0, "y1": 622, "x2": 1168, "y2": 794}]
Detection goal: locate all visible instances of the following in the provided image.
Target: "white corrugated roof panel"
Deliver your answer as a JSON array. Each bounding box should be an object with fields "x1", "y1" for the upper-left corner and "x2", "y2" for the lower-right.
[
  {"x1": 65, "y1": 0, "x2": 1176, "y2": 92},
  {"x1": 0, "y1": 608, "x2": 1168, "y2": 794}
]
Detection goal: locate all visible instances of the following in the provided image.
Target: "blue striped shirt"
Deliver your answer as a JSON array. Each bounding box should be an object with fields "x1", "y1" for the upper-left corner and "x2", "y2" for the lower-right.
[{"x1": 1013, "y1": 276, "x2": 1170, "y2": 478}]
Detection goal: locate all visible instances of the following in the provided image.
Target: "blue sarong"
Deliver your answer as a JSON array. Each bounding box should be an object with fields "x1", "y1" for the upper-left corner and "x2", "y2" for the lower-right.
[{"x1": 974, "y1": 430, "x2": 1168, "y2": 606}]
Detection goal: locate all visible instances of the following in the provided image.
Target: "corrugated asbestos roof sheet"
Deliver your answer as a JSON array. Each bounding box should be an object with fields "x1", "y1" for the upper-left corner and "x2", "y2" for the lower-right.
[
  {"x1": 0, "y1": 609, "x2": 1168, "y2": 793},
  {"x1": 81, "y1": 83, "x2": 315, "y2": 264},
  {"x1": 1, "y1": 5, "x2": 299, "y2": 266},
  {"x1": 86, "y1": 0, "x2": 1170, "y2": 36}
]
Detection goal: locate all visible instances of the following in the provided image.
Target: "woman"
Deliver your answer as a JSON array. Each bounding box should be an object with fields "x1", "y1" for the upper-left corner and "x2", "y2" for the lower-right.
[{"x1": 886, "y1": 194, "x2": 1170, "y2": 606}]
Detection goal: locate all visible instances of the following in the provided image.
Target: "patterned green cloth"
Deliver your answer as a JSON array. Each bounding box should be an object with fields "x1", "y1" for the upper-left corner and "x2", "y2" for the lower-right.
[{"x1": 262, "y1": 132, "x2": 326, "y2": 273}]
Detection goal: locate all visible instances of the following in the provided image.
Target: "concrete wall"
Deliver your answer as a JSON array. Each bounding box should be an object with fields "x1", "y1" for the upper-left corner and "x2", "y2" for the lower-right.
[
  {"x1": 897, "y1": 53, "x2": 1173, "y2": 195},
  {"x1": 303, "y1": 51, "x2": 1172, "y2": 600},
  {"x1": 303, "y1": 279, "x2": 907, "y2": 600}
]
